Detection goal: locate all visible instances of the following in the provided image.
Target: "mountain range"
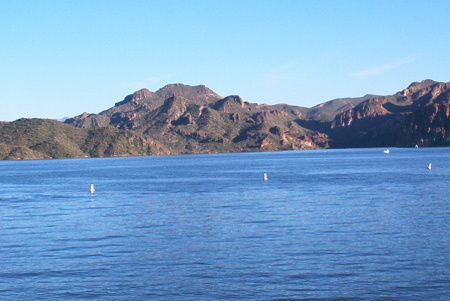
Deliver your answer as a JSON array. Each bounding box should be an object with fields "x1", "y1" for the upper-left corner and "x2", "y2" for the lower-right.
[{"x1": 1, "y1": 79, "x2": 449, "y2": 160}]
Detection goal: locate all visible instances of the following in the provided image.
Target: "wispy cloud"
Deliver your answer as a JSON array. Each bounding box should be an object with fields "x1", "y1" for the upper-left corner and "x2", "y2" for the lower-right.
[
  {"x1": 263, "y1": 60, "x2": 307, "y2": 86},
  {"x1": 351, "y1": 56, "x2": 417, "y2": 78},
  {"x1": 263, "y1": 51, "x2": 342, "y2": 85}
]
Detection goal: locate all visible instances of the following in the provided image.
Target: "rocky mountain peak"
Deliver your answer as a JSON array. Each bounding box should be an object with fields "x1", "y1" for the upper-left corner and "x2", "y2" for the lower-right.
[
  {"x1": 408, "y1": 79, "x2": 437, "y2": 89},
  {"x1": 155, "y1": 84, "x2": 221, "y2": 102},
  {"x1": 212, "y1": 95, "x2": 246, "y2": 113},
  {"x1": 131, "y1": 88, "x2": 153, "y2": 101},
  {"x1": 399, "y1": 79, "x2": 438, "y2": 97},
  {"x1": 115, "y1": 88, "x2": 153, "y2": 106}
]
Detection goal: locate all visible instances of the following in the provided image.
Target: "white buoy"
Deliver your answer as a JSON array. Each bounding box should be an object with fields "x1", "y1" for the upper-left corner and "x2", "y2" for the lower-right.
[
  {"x1": 263, "y1": 173, "x2": 268, "y2": 181},
  {"x1": 427, "y1": 163, "x2": 432, "y2": 170},
  {"x1": 90, "y1": 184, "x2": 95, "y2": 193}
]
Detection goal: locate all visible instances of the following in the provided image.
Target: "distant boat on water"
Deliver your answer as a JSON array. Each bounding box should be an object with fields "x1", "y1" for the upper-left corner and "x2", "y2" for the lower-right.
[{"x1": 383, "y1": 149, "x2": 390, "y2": 154}]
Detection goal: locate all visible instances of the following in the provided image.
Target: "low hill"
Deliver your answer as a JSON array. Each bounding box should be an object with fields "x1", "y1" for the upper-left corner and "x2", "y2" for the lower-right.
[{"x1": 0, "y1": 119, "x2": 169, "y2": 160}]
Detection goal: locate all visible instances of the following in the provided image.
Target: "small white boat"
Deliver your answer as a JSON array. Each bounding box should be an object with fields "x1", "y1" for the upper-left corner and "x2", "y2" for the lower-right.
[
  {"x1": 383, "y1": 149, "x2": 390, "y2": 154},
  {"x1": 90, "y1": 184, "x2": 95, "y2": 193},
  {"x1": 263, "y1": 173, "x2": 268, "y2": 181},
  {"x1": 427, "y1": 163, "x2": 432, "y2": 170}
]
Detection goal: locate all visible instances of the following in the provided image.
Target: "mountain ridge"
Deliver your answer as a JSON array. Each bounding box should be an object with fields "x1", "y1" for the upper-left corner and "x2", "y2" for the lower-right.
[{"x1": 1, "y1": 79, "x2": 449, "y2": 160}]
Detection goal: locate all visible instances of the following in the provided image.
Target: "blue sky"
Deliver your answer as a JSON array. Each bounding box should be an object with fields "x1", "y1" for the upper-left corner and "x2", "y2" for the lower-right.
[{"x1": 1, "y1": 0, "x2": 449, "y2": 121}]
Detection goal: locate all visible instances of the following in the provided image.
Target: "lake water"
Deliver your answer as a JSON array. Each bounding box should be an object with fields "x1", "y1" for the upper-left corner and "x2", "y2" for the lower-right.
[{"x1": 0, "y1": 148, "x2": 449, "y2": 300}]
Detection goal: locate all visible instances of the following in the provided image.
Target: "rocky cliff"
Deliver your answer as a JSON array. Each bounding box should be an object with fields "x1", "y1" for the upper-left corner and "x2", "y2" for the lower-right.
[{"x1": 326, "y1": 80, "x2": 450, "y2": 148}]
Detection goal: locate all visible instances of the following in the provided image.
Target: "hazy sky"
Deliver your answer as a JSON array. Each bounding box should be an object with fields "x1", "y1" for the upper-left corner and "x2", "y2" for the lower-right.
[{"x1": 1, "y1": 0, "x2": 449, "y2": 121}]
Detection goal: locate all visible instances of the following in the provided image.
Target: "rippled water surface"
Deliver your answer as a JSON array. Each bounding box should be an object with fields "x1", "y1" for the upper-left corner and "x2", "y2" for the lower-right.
[{"x1": 1, "y1": 148, "x2": 449, "y2": 300}]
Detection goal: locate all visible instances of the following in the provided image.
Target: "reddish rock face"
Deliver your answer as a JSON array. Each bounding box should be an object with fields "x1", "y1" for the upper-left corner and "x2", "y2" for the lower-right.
[
  {"x1": 129, "y1": 88, "x2": 153, "y2": 102},
  {"x1": 327, "y1": 80, "x2": 450, "y2": 148},
  {"x1": 399, "y1": 103, "x2": 450, "y2": 147},
  {"x1": 331, "y1": 97, "x2": 391, "y2": 128}
]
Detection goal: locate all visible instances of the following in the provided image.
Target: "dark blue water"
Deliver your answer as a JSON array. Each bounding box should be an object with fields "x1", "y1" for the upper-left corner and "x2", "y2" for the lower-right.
[{"x1": 1, "y1": 148, "x2": 449, "y2": 300}]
